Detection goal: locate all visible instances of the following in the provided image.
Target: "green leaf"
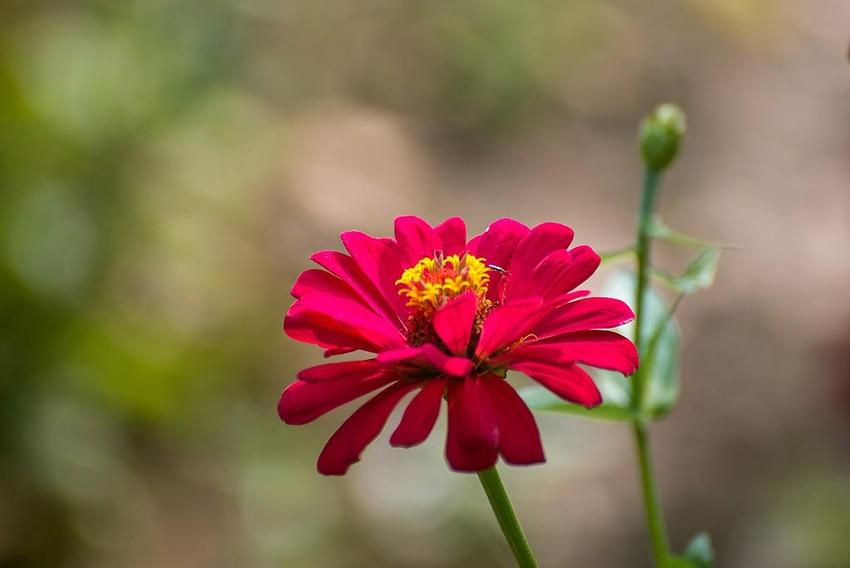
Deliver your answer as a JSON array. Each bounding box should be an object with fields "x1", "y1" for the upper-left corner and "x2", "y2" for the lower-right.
[
  {"x1": 603, "y1": 270, "x2": 681, "y2": 419},
  {"x1": 649, "y1": 218, "x2": 721, "y2": 249},
  {"x1": 653, "y1": 247, "x2": 720, "y2": 295},
  {"x1": 682, "y1": 532, "x2": 714, "y2": 568}
]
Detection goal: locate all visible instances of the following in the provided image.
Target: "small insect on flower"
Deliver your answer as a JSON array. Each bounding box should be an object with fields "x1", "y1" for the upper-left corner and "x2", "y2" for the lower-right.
[{"x1": 279, "y1": 217, "x2": 638, "y2": 475}]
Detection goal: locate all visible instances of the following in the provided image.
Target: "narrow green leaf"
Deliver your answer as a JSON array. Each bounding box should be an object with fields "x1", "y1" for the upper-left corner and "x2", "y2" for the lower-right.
[
  {"x1": 652, "y1": 247, "x2": 720, "y2": 295},
  {"x1": 649, "y1": 218, "x2": 721, "y2": 249},
  {"x1": 601, "y1": 270, "x2": 681, "y2": 419}
]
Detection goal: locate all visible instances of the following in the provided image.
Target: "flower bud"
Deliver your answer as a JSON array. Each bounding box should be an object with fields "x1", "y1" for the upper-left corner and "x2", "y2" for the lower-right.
[{"x1": 639, "y1": 103, "x2": 686, "y2": 171}]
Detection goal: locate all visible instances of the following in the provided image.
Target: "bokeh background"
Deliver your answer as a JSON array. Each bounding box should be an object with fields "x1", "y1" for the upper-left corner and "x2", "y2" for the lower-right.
[{"x1": 2, "y1": 0, "x2": 849, "y2": 566}]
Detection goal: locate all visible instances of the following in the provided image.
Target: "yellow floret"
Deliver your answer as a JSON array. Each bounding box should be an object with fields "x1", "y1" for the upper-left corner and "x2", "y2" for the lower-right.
[{"x1": 396, "y1": 253, "x2": 490, "y2": 312}]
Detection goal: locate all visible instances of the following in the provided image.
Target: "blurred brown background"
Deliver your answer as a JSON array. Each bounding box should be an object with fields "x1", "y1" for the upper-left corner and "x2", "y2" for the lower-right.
[{"x1": 1, "y1": 0, "x2": 849, "y2": 566}]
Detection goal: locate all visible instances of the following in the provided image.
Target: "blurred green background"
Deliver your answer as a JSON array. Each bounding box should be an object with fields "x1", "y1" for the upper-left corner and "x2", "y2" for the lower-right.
[{"x1": 2, "y1": 0, "x2": 849, "y2": 566}]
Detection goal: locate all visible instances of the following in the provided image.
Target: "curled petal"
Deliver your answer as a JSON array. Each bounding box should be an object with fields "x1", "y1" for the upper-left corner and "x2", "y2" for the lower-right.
[{"x1": 317, "y1": 381, "x2": 418, "y2": 475}]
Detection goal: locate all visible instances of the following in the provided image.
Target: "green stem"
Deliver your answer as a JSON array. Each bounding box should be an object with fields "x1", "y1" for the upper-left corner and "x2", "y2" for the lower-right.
[
  {"x1": 633, "y1": 167, "x2": 660, "y2": 411},
  {"x1": 630, "y1": 166, "x2": 672, "y2": 567},
  {"x1": 632, "y1": 421, "x2": 670, "y2": 565},
  {"x1": 477, "y1": 466, "x2": 539, "y2": 568}
]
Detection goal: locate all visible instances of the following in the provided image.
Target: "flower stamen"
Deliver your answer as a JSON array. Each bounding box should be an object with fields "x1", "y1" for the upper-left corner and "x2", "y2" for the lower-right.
[{"x1": 396, "y1": 252, "x2": 490, "y2": 314}]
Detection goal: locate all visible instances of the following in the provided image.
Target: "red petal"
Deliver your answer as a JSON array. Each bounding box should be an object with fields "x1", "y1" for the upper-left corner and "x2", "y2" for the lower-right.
[
  {"x1": 504, "y1": 222, "x2": 574, "y2": 301},
  {"x1": 277, "y1": 372, "x2": 396, "y2": 425},
  {"x1": 468, "y1": 218, "x2": 529, "y2": 303},
  {"x1": 377, "y1": 344, "x2": 473, "y2": 377},
  {"x1": 475, "y1": 298, "x2": 545, "y2": 359},
  {"x1": 433, "y1": 292, "x2": 477, "y2": 355},
  {"x1": 517, "y1": 245, "x2": 601, "y2": 301},
  {"x1": 532, "y1": 297, "x2": 635, "y2": 338},
  {"x1": 435, "y1": 217, "x2": 467, "y2": 256},
  {"x1": 297, "y1": 359, "x2": 382, "y2": 383},
  {"x1": 317, "y1": 381, "x2": 418, "y2": 475},
  {"x1": 311, "y1": 250, "x2": 403, "y2": 330},
  {"x1": 483, "y1": 377, "x2": 545, "y2": 465},
  {"x1": 284, "y1": 292, "x2": 406, "y2": 353},
  {"x1": 394, "y1": 216, "x2": 443, "y2": 266},
  {"x1": 291, "y1": 269, "x2": 362, "y2": 304},
  {"x1": 340, "y1": 231, "x2": 409, "y2": 323},
  {"x1": 509, "y1": 331, "x2": 639, "y2": 376},
  {"x1": 510, "y1": 360, "x2": 602, "y2": 408},
  {"x1": 390, "y1": 378, "x2": 446, "y2": 447},
  {"x1": 445, "y1": 378, "x2": 499, "y2": 472}
]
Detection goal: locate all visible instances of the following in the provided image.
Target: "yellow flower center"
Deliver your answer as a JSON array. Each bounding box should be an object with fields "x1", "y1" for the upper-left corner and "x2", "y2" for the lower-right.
[{"x1": 396, "y1": 252, "x2": 490, "y2": 314}]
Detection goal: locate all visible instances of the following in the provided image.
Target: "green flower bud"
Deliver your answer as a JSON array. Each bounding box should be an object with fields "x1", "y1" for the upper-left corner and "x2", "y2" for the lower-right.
[{"x1": 639, "y1": 103, "x2": 686, "y2": 171}]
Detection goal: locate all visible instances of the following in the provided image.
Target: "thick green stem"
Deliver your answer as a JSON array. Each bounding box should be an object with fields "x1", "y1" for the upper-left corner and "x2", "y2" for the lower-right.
[
  {"x1": 632, "y1": 421, "x2": 670, "y2": 566},
  {"x1": 630, "y1": 167, "x2": 672, "y2": 567},
  {"x1": 477, "y1": 466, "x2": 539, "y2": 568}
]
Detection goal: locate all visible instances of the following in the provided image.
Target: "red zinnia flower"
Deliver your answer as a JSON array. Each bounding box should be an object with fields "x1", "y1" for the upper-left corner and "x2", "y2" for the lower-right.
[{"x1": 279, "y1": 216, "x2": 638, "y2": 475}]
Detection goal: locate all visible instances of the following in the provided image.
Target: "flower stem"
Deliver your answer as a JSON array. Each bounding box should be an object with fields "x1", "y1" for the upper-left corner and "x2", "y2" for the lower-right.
[
  {"x1": 633, "y1": 167, "x2": 660, "y2": 411},
  {"x1": 632, "y1": 420, "x2": 670, "y2": 565},
  {"x1": 630, "y1": 166, "x2": 672, "y2": 567},
  {"x1": 477, "y1": 466, "x2": 539, "y2": 568}
]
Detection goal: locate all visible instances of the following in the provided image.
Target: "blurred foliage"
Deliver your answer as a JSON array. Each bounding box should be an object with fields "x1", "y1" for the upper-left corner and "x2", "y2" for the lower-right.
[{"x1": 0, "y1": 0, "x2": 828, "y2": 567}]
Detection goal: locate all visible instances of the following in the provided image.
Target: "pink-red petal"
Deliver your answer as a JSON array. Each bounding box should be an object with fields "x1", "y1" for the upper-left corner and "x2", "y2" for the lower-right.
[
  {"x1": 517, "y1": 245, "x2": 601, "y2": 301},
  {"x1": 390, "y1": 378, "x2": 446, "y2": 447},
  {"x1": 432, "y1": 292, "x2": 477, "y2": 356},
  {"x1": 468, "y1": 218, "x2": 529, "y2": 303},
  {"x1": 377, "y1": 344, "x2": 473, "y2": 377},
  {"x1": 505, "y1": 222, "x2": 575, "y2": 301},
  {"x1": 483, "y1": 377, "x2": 545, "y2": 465},
  {"x1": 394, "y1": 216, "x2": 442, "y2": 266},
  {"x1": 284, "y1": 292, "x2": 406, "y2": 353},
  {"x1": 340, "y1": 230, "x2": 409, "y2": 322},
  {"x1": 297, "y1": 359, "x2": 383, "y2": 383},
  {"x1": 317, "y1": 381, "x2": 418, "y2": 475},
  {"x1": 512, "y1": 331, "x2": 639, "y2": 375},
  {"x1": 445, "y1": 377, "x2": 499, "y2": 472},
  {"x1": 277, "y1": 372, "x2": 396, "y2": 425},
  {"x1": 311, "y1": 250, "x2": 403, "y2": 330},
  {"x1": 532, "y1": 297, "x2": 635, "y2": 339},
  {"x1": 509, "y1": 360, "x2": 602, "y2": 408},
  {"x1": 475, "y1": 298, "x2": 545, "y2": 359},
  {"x1": 435, "y1": 217, "x2": 467, "y2": 255}
]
